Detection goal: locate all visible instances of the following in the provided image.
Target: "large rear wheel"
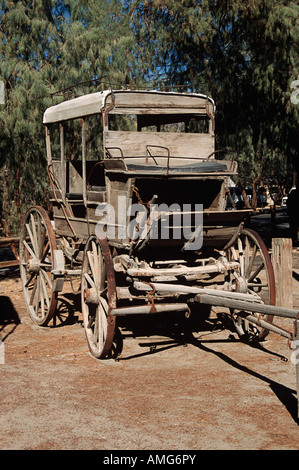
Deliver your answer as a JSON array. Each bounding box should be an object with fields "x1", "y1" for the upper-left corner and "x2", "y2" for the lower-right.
[{"x1": 81, "y1": 235, "x2": 116, "y2": 358}]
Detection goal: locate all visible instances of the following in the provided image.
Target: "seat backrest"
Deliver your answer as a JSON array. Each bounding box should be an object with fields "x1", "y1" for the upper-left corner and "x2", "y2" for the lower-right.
[{"x1": 104, "y1": 130, "x2": 214, "y2": 165}]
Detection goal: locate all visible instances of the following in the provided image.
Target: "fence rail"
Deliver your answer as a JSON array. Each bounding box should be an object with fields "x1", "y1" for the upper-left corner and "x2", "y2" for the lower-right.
[{"x1": 0, "y1": 236, "x2": 19, "y2": 269}]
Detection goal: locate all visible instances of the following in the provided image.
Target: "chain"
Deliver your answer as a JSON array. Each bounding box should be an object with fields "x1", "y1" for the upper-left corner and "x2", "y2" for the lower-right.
[{"x1": 132, "y1": 184, "x2": 152, "y2": 209}]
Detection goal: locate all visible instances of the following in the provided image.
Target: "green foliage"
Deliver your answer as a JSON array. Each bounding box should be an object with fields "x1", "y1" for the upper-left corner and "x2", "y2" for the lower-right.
[
  {"x1": 131, "y1": 0, "x2": 299, "y2": 202},
  {"x1": 0, "y1": 0, "x2": 61, "y2": 234},
  {"x1": 0, "y1": 0, "x2": 135, "y2": 235},
  {"x1": 0, "y1": 0, "x2": 298, "y2": 234}
]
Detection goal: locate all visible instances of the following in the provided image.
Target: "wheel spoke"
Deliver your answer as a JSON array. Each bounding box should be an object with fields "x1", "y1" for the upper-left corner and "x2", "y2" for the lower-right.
[
  {"x1": 237, "y1": 237, "x2": 244, "y2": 276},
  {"x1": 40, "y1": 278, "x2": 45, "y2": 318},
  {"x1": 40, "y1": 271, "x2": 50, "y2": 308},
  {"x1": 93, "y1": 308, "x2": 99, "y2": 347},
  {"x1": 26, "y1": 222, "x2": 38, "y2": 256},
  {"x1": 247, "y1": 262, "x2": 264, "y2": 284},
  {"x1": 35, "y1": 275, "x2": 41, "y2": 314},
  {"x1": 244, "y1": 236, "x2": 250, "y2": 275},
  {"x1": 25, "y1": 272, "x2": 36, "y2": 288},
  {"x1": 87, "y1": 250, "x2": 97, "y2": 283},
  {"x1": 245, "y1": 244, "x2": 257, "y2": 278},
  {"x1": 40, "y1": 268, "x2": 53, "y2": 290},
  {"x1": 87, "y1": 312, "x2": 94, "y2": 329},
  {"x1": 84, "y1": 272, "x2": 95, "y2": 288},
  {"x1": 98, "y1": 298, "x2": 108, "y2": 347},
  {"x1": 41, "y1": 241, "x2": 50, "y2": 264},
  {"x1": 92, "y1": 240, "x2": 99, "y2": 283},
  {"x1": 23, "y1": 239, "x2": 35, "y2": 259},
  {"x1": 29, "y1": 277, "x2": 38, "y2": 305},
  {"x1": 30, "y1": 213, "x2": 39, "y2": 255},
  {"x1": 37, "y1": 212, "x2": 42, "y2": 257}
]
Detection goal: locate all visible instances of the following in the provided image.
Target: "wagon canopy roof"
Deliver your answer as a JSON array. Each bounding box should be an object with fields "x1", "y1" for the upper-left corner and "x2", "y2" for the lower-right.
[{"x1": 43, "y1": 89, "x2": 215, "y2": 124}]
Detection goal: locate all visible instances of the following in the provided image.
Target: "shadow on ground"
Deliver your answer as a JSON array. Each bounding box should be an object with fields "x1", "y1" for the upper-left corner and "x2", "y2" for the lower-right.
[{"x1": 0, "y1": 295, "x2": 21, "y2": 342}]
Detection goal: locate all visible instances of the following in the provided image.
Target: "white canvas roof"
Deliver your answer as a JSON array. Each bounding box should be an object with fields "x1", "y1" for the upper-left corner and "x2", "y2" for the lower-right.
[
  {"x1": 43, "y1": 89, "x2": 215, "y2": 124},
  {"x1": 43, "y1": 90, "x2": 111, "y2": 124}
]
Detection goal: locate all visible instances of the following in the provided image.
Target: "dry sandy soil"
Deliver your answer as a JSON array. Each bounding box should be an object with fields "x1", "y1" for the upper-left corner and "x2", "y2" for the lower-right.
[{"x1": 1, "y1": 213, "x2": 299, "y2": 451}]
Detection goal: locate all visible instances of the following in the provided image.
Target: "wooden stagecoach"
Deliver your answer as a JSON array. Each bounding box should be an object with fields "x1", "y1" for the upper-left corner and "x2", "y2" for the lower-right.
[{"x1": 19, "y1": 87, "x2": 299, "y2": 405}]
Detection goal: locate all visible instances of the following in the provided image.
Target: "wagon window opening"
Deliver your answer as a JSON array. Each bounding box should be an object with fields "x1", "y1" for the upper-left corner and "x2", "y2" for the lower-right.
[
  {"x1": 48, "y1": 113, "x2": 104, "y2": 195},
  {"x1": 49, "y1": 115, "x2": 103, "y2": 162},
  {"x1": 188, "y1": 116, "x2": 210, "y2": 134},
  {"x1": 108, "y1": 113, "x2": 211, "y2": 134},
  {"x1": 63, "y1": 119, "x2": 82, "y2": 162},
  {"x1": 48, "y1": 124, "x2": 60, "y2": 161},
  {"x1": 108, "y1": 114, "x2": 137, "y2": 132}
]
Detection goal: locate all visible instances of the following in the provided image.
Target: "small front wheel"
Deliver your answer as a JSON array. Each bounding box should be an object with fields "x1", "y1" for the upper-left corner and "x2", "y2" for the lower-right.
[{"x1": 19, "y1": 206, "x2": 57, "y2": 326}]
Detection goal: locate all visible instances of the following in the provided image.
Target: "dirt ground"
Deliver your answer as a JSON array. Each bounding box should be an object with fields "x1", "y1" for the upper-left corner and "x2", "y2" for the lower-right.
[{"x1": 1, "y1": 212, "x2": 299, "y2": 451}]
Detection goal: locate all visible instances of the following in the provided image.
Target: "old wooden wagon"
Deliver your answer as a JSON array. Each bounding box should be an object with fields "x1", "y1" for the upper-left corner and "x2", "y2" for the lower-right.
[{"x1": 19, "y1": 88, "x2": 299, "y2": 413}]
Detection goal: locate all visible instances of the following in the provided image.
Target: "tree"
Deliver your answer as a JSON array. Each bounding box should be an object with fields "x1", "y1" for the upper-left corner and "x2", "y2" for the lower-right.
[
  {"x1": 57, "y1": 0, "x2": 137, "y2": 91},
  {"x1": 130, "y1": 0, "x2": 299, "y2": 209},
  {"x1": 0, "y1": 0, "x2": 135, "y2": 235},
  {"x1": 0, "y1": 0, "x2": 64, "y2": 235}
]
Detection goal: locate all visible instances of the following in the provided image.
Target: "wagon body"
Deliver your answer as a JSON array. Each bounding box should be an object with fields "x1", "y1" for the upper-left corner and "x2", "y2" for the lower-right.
[{"x1": 43, "y1": 89, "x2": 249, "y2": 250}]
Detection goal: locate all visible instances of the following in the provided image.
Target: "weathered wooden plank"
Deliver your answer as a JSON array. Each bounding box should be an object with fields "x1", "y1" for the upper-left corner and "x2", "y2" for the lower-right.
[
  {"x1": 109, "y1": 107, "x2": 209, "y2": 115},
  {"x1": 104, "y1": 130, "x2": 214, "y2": 159},
  {"x1": 0, "y1": 237, "x2": 20, "y2": 247},
  {"x1": 272, "y1": 238, "x2": 293, "y2": 308},
  {"x1": 105, "y1": 91, "x2": 214, "y2": 114},
  {"x1": 0, "y1": 260, "x2": 19, "y2": 269}
]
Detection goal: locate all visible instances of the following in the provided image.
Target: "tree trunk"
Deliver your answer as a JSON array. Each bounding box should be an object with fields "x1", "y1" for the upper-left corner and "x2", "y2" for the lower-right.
[
  {"x1": 251, "y1": 177, "x2": 260, "y2": 212},
  {"x1": 239, "y1": 185, "x2": 251, "y2": 209}
]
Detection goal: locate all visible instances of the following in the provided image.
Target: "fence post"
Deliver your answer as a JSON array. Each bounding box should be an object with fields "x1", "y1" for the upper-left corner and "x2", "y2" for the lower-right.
[{"x1": 272, "y1": 238, "x2": 293, "y2": 309}]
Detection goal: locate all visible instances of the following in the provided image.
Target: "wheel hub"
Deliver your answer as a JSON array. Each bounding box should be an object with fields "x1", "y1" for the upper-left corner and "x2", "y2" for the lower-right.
[
  {"x1": 232, "y1": 275, "x2": 247, "y2": 293},
  {"x1": 26, "y1": 258, "x2": 40, "y2": 273},
  {"x1": 84, "y1": 287, "x2": 99, "y2": 305}
]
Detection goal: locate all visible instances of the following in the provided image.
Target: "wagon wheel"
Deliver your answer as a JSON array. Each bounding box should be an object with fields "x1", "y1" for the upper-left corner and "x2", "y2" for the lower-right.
[
  {"x1": 19, "y1": 206, "x2": 57, "y2": 326},
  {"x1": 81, "y1": 235, "x2": 116, "y2": 359},
  {"x1": 226, "y1": 228, "x2": 275, "y2": 341}
]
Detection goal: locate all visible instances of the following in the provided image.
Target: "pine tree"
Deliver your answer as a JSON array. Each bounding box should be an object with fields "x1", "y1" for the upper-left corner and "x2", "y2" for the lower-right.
[
  {"x1": 0, "y1": 0, "x2": 135, "y2": 235},
  {"x1": 130, "y1": 0, "x2": 299, "y2": 208},
  {"x1": 0, "y1": 0, "x2": 64, "y2": 235},
  {"x1": 56, "y1": 0, "x2": 136, "y2": 92}
]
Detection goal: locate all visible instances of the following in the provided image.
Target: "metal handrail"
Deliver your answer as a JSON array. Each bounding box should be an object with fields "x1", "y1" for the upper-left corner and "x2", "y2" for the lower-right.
[{"x1": 146, "y1": 145, "x2": 171, "y2": 174}]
